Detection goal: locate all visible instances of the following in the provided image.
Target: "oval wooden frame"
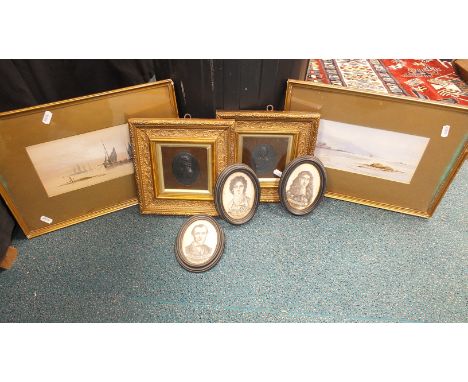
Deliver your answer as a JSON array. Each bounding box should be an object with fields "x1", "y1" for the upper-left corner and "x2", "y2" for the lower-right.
[
  {"x1": 214, "y1": 164, "x2": 261, "y2": 225},
  {"x1": 174, "y1": 215, "x2": 225, "y2": 272},
  {"x1": 279, "y1": 155, "x2": 327, "y2": 216}
]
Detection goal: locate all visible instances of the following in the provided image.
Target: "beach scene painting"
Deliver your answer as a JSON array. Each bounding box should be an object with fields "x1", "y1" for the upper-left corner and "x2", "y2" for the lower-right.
[
  {"x1": 315, "y1": 119, "x2": 430, "y2": 184},
  {"x1": 26, "y1": 123, "x2": 134, "y2": 197}
]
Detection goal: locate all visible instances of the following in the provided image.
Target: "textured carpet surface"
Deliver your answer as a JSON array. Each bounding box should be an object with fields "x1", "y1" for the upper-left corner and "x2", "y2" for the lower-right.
[{"x1": 1, "y1": 163, "x2": 466, "y2": 323}]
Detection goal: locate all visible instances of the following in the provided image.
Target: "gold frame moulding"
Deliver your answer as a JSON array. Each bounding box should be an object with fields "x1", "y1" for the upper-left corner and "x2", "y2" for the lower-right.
[
  {"x1": 129, "y1": 118, "x2": 234, "y2": 216},
  {"x1": 0, "y1": 80, "x2": 179, "y2": 238},
  {"x1": 284, "y1": 80, "x2": 468, "y2": 217},
  {"x1": 216, "y1": 110, "x2": 320, "y2": 202}
]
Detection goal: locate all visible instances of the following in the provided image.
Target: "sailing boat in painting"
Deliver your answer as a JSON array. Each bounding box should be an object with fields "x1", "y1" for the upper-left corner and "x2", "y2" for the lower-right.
[
  {"x1": 65, "y1": 161, "x2": 103, "y2": 185},
  {"x1": 102, "y1": 142, "x2": 132, "y2": 168},
  {"x1": 72, "y1": 163, "x2": 88, "y2": 175},
  {"x1": 26, "y1": 123, "x2": 135, "y2": 198},
  {"x1": 65, "y1": 141, "x2": 132, "y2": 184}
]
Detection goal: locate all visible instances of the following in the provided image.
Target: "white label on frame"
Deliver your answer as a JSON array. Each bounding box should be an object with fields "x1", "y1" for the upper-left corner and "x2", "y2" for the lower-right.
[
  {"x1": 273, "y1": 169, "x2": 283, "y2": 177},
  {"x1": 40, "y1": 216, "x2": 53, "y2": 224},
  {"x1": 42, "y1": 111, "x2": 53, "y2": 125},
  {"x1": 441, "y1": 125, "x2": 450, "y2": 138}
]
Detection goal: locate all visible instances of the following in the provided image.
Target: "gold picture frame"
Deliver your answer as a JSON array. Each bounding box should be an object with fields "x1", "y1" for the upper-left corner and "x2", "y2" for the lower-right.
[
  {"x1": 0, "y1": 80, "x2": 179, "y2": 238},
  {"x1": 216, "y1": 110, "x2": 320, "y2": 202},
  {"x1": 284, "y1": 80, "x2": 468, "y2": 217},
  {"x1": 129, "y1": 118, "x2": 235, "y2": 215}
]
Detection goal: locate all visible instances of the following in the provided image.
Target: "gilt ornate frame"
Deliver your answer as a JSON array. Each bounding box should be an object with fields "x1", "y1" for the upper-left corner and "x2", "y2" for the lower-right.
[
  {"x1": 129, "y1": 118, "x2": 234, "y2": 215},
  {"x1": 216, "y1": 110, "x2": 320, "y2": 202}
]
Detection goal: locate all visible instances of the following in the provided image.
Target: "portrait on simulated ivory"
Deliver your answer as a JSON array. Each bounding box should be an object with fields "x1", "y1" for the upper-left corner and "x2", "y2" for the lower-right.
[
  {"x1": 183, "y1": 222, "x2": 213, "y2": 264},
  {"x1": 175, "y1": 215, "x2": 225, "y2": 272},
  {"x1": 286, "y1": 168, "x2": 316, "y2": 210},
  {"x1": 223, "y1": 173, "x2": 253, "y2": 219},
  {"x1": 215, "y1": 164, "x2": 260, "y2": 225},
  {"x1": 279, "y1": 156, "x2": 327, "y2": 216}
]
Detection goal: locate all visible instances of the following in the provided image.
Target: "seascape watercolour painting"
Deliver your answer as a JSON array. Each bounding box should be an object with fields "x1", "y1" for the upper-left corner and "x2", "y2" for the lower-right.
[
  {"x1": 315, "y1": 120, "x2": 430, "y2": 184},
  {"x1": 26, "y1": 124, "x2": 134, "y2": 197}
]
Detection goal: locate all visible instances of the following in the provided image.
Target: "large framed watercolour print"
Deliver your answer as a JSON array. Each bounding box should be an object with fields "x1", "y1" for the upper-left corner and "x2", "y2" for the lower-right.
[
  {"x1": 129, "y1": 118, "x2": 234, "y2": 215},
  {"x1": 0, "y1": 80, "x2": 179, "y2": 238},
  {"x1": 284, "y1": 80, "x2": 468, "y2": 217},
  {"x1": 216, "y1": 110, "x2": 320, "y2": 202}
]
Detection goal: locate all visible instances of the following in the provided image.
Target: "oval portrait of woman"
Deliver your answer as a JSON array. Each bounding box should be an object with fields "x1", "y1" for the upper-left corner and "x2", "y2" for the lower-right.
[
  {"x1": 279, "y1": 155, "x2": 327, "y2": 216},
  {"x1": 215, "y1": 164, "x2": 260, "y2": 225},
  {"x1": 175, "y1": 215, "x2": 225, "y2": 272}
]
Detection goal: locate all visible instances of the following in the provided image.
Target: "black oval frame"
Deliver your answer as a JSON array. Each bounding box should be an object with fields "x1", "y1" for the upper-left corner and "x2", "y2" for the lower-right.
[
  {"x1": 215, "y1": 164, "x2": 261, "y2": 225},
  {"x1": 174, "y1": 215, "x2": 225, "y2": 273},
  {"x1": 279, "y1": 155, "x2": 327, "y2": 216}
]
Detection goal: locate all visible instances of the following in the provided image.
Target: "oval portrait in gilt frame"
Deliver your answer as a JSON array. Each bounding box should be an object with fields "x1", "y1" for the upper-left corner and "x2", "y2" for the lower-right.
[
  {"x1": 215, "y1": 164, "x2": 260, "y2": 225},
  {"x1": 279, "y1": 155, "x2": 327, "y2": 216},
  {"x1": 175, "y1": 215, "x2": 225, "y2": 272}
]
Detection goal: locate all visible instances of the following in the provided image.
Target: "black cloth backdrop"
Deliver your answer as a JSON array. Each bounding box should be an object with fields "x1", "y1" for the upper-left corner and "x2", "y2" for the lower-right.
[
  {"x1": 0, "y1": 59, "x2": 156, "y2": 112},
  {"x1": 0, "y1": 59, "x2": 306, "y2": 257}
]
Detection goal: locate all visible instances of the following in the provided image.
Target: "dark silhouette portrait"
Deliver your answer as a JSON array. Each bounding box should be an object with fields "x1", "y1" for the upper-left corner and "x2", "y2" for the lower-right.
[
  {"x1": 286, "y1": 170, "x2": 314, "y2": 208},
  {"x1": 252, "y1": 144, "x2": 277, "y2": 174},
  {"x1": 172, "y1": 151, "x2": 200, "y2": 185}
]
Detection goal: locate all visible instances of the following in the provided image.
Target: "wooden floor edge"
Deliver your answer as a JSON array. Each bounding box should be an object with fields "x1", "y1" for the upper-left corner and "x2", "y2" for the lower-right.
[{"x1": 0, "y1": 246, "x2": 18, "y2": 270}]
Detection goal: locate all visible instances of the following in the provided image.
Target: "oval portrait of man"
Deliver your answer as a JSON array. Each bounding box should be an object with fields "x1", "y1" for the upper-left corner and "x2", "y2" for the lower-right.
[
  {"x1": 175, "y1": 216, "x2": 224, "y2": 272},
  {"x1": 215, "y1": 164, "x2": 260, "y2": 225},
  {"x1": 279, "y1": 156, "x2": 327, "y2": 216}
]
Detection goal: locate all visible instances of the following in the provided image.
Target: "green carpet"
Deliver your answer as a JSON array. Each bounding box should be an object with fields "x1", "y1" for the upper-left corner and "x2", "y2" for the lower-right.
[{"x1": 1, "y1": 162, "x2": 466, "y2": 323}]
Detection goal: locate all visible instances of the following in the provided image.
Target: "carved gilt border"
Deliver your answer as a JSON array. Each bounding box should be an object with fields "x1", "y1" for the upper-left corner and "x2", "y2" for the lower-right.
[
  {"x1": 129, "y1": 118, "x2": 235, "y2": 216},
  {"x1": 217, "y1": 111, "x2": 320, "y2": 202}
]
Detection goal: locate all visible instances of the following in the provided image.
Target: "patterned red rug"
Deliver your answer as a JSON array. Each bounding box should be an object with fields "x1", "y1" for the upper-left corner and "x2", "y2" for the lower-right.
[{"x1": 306, "y1": 59, "x2": 468, "y2": 106}]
